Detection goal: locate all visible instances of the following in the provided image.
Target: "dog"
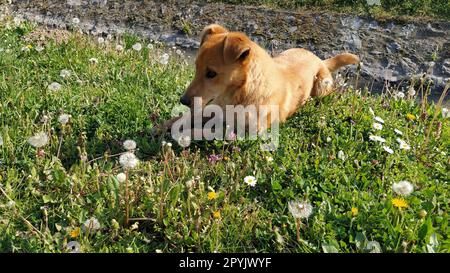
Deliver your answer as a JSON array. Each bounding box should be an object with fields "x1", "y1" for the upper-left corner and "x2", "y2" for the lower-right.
[{"x1": 158, "y1": 24, "x2": 359, "y2": 134}]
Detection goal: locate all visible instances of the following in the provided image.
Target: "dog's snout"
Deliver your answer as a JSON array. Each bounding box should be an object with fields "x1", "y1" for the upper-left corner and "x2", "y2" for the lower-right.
[{"x1": 180, "y1": 95, "x2": 191, "y2": 106}]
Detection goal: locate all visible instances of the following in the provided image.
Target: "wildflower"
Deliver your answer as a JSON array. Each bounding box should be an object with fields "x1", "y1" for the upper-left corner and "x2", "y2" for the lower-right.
[
  {"x1": 372, "y1": 122, "x2": 383, "y2": 130},
  {"x1": 265, "y1": 156, "x2": 274, "y2": 162},
  {"x1": 161, "y1": 141, "x2": 172, "y2": 148},
  {"x1": 185, "y1": 179, "x2": 195, "y2": 189},
  {"x1": 175, "y1": 49, "x2": 183, "y2": 56},
  {"x1": 207, "y1": 191, "x2": 217, "y2": 200},
  {"x1": 28, "y1": 132, "x2": 49, "y2": 148},
  {"x1": 89, "y1": 58, "x2": 98, "y2": 64},
  {"x1": 326, "y1": 136, "x2": 332, "y2": 142},
  {"x1": 48, "y1": 82, "x2": 62, "y2": 91},
  {"x1": 288, "y1": 200, "x2": 313, "y2": 219},
  {"x1": 115, "y1": 44, "x2": 124, "y2": 52},
  {"x1": 82, "y1": 217, "x2": 101, "y2": 232},
  {"x1": 392, "y1": 198, "x2": 408, "y2": 208},
  {"x1": 119, "y1": 152, "x2": 139, "y2": 169},
  {"x1": 158, "y1": 53, "x2": 170, "y2": 65},
  {"x1": 177, "y1": 135, "x2": 191, "y2": 147},
  {"x1": 58, "y1": 114, "x2": 71, "y2": 125},
  {"x1": 418, "y1": 209, "x2": 427, "y2": 219},
  {"x1": 382, "y1": 145, "x2": 394, "y2": 154},
  {"x1": 66, "y1": 241, "x2": 81, "y2": 253},
  {"x1": 123, "y1": 140, "x2": 137, "y2": 151},
  {"x1": 60, "y1": 69, "x2": 71, "y2": 78},
  {"x1": 337, "y1": 150, "x2": 346, "y2": 161},
  {"x1": 395, "y1": 91, "x2": 405, "y2": 100},
  {"x1": 21, "y1": 46, "x2": 30, "y2": 52},
  {"x1": 244, "y1": 176, "x2": 257, "y2": 187},
  {"x1": 407, "y1": 88, "x2": 416, "y2": 97},
  {"x1": 392, "y1": 181, "x2": 414, "y2": 196},
  {"x1": 132, "y1": 43, "x2": 142, "y2": 51},
  {"x1": 72, "y1": 17, "x2": 80, "y2": 24},
  {"x1": 208, "y1": 154, "x2": 221, "y2": 164},
  {"x1": 365, "y1": 241, "x2": 382, "y2": 253},
  {"x1": 394, "y1": 129, "x2": 403, "y2": 135},
  {"x1": 351, "y1": 207, "x2": 358, "y2": 217},
  {"x1": 35, "y1": 45, "x2": 45, "y2": 52},
  {"x1": 374, "y1": 116, "x2": 385, "y2": 124},
  {"x1": 70, "y1": 227, "x2": 80, "y2": 238},
  {"x1": 396, "y1": 138, "x2": 411, "y2": 150},
  {"x1": 116, "y1": 172, "x2": 126, "y2": 183},
  {"x1": 228, "y1": 131, "x2": 237, "y2": 141},
  {"x1": 369, "y1": 135, "x2": 386, "y2": 143},
  {"x1": 97, "y1": 37, "x2": 105, "y2": 44},
  {"x1": 442, "y1": 108, "x2": 449, "y2": 118},
  {"x1": 406, "y1": 113, "x2": 415, "y2": 121},
  {"x1": 213, "y1": 210, "x2": 221, "y2": 219}
]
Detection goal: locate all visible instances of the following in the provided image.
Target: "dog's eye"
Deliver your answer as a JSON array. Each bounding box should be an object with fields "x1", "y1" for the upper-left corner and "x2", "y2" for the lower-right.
[{"x1": 206, "y1": 70, "x2": 217, "y2": 79}]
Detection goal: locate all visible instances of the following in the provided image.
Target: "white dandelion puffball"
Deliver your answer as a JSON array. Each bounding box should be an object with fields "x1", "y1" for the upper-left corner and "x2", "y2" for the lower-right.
[
  {"x1": 394, "y1": 129, "x2": 403, "y2": 136},
  {"x1": 158, "y1": 53, "x2": 170, "y2": 65},
  {"x1": 97, "y1": 37, "x2": 105, "y2": 44},
  {"x1": 185, "y1": 179, "x2": 195, "y2": 189},
  {"x1": 48, "y1": 82, "x2": 62, "y2": 91},
  {"x1": 72, "y1": 17, "x2": 80, "y2": 25},
  {"x1": 442, "y1": 108, "x2": 449, "y2": 118},
  {"x1": 60, "y1": 69, "x2": 71, "y2": 78},
  {"x1": 177, "y1": 135, "x2": 191, "y2": 148},
  {"x1": 119, "y1": 152, "x2": 139, "y2": 169},
  {"x1": 288, "y1": 200, "x2": 313, "y2": 219},
  {"x1": 82, "y1": 217, "x2": 101, "y2": 232},
  {"x1": 0, "y1": 135, "x2": 3, "y2": 146},
  {"x1": 382, "y1": 145, "x2": 394, "y2": 154},
  {"x1": 395, "y1": 92, "x2": 405, "y2": 99},
  {"x1": 58, "y1": 114, "x2": 71, "y2": 125},
  {"x1": 116, "y1": 173, "x2": 126, "y2": 183},
  {"x1": 123, "y1": 140, "x2": 137, "y2": 151},
  {"x1": 337, "y1": 150, "x2": 346, "y2": 161},
  {"x1": 89, "y1": 58, "x2": 98, "y2": 64},
  {"x1": 115, "y1": 44, "x2": 124, "y2": 52},
  {"x1": 67, "y1": 241, "x2": 81, "y2": 253},
  {"x1": 392, "y1": 181, "x2": 414, "y2": 196},
  {"x1": 407, "y1": 88, "x2": 416, "y2": 97},
  {"x1": 147, "y1": 43, "x2": 154, "y2": 50},
  {"x1": 132, "y1": 43, "x2": 142, "y2": 51},
  {"x1": 244, "y1": 176, "x2": 257, "y2": 187},
  {"x1": 373, "y1": 122, "x2": 383, "y2": 130},
  {"x1": 369, "y1": 135, "x2": 386, "y2": 143},
  {"x1": 374, "y1": 116, "x2": 385, "y2": 124},
  {"x1": 28, "y1": 132, "x2": 49, "y2": 148}
]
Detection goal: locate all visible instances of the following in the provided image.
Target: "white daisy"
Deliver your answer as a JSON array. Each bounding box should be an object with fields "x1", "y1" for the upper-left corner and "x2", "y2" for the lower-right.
[
  {"x1": 82, "y1": 217, "x2": 101, "y2": 232},
  {"x1": 116, "y1": 173, "x2": 126, "y2": 183},
  {"x1": 60, "y1": 69, "x2": 71, "y2": 78},
  {"x1": 369, "y1": 135, "x2": 386, "y2": 143},
  {"x1": 337, "y1": 150, "x2": 346, "y2": 161},
  {"x1": 372, "y1": 122, "x2": 383, "y2": 130},
  {"x1": 243, "y1": 176, "x2": 257, "y2": 187},
  {"x1": 48, "y1": 82, "x2": 62, "y2": 91},
  {"x1": 58, "y1": 114, "x2": 71, "y2": 125},
  {"x1": 28, "y1": 132, "x2": 49, "y2": 148},
  {"x1": 119, "y1": 152, "x2": 139, "y2": 169},
  {"x1": 288, "y1": 200, "x2": 313, "y2": 219},
  {"x1": 394, "y1": 129, "x2": 403, "y2": 135},
  {"x1": 374, "y1": 116, "x2": 385, "y2": 124},
  {"x1": 132, "y1": 43, "x2": 142, "y2": 51},
  {"x1": 382, "y1": 145, "x2": 394, "y2": 154},
  {"x1": 123, "y1": 140, "x2": 137, "y2": 151},
  {"x1": 158, "y1": 53, "x2": 170, "y2": 65},
  {"x1": 392, "y1": 180, "x2": 414, "y2": 196}
]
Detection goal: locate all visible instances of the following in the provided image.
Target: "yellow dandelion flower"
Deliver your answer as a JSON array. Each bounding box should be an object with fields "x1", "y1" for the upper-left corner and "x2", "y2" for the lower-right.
[
  {"x1": 207, "y1": 191, "x2": 217, "y2": 200},
  {"x1": 213, "y1": 210, "x2": 221, "y2": 219},
  {"x1": 351, "y1": 207, "x2": 358, "y2": 217},
  {"x1": 26, "y1": 44, "x2": 32, "y2": 49},
  {"x1": 223, "y1": 156, "x2": 230, "y2": 161},
  {"x1": 392, "y1": 198, "x2": 408, "y2": 208},
  {"x1": 406, "y1": 113, "x2": 416, "y2": 121},
  {"x1": 70, "y1": 227, "x2": 80, "y2": 238}
]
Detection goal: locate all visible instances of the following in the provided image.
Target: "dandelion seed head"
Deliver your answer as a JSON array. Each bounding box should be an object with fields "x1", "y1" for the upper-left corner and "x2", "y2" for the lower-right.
[
  {"x1": 115, "y1": 44, "x2": 124, "y2": 52},
  {"x1": 119, "y1": 152, "x2": 139, "y2": 169},
  {"x1": 60, "y1": 69, "x2": 71, "y2": 78},
  {"x1": 288, "y1": 200, "x2": 313, "y2": 219},
  {"x1": 123, "y1": 140, "x2": 137, "y2": 151},
  {"x1": 28, "y1": 132, "x2": 49, "y2": 148},
  {"x1": 72, "y1": 17, "x2": 80, "y2": 25},
  {"x1": 132, "y1": 43, "x2": 142, "y2": 51},
  {"x1": 116, "y1": 172, "x2": 126, "y2": 183},
  {"x1": 177, "y1": 135, "x2": 191, "y2": 147},
  {"x1": 392, "y1": 181, "x2": 414, "y2": 196},
  {"x1": 67, "y1": 241, "x2": 81, "y2": 253},
  {"x1": 58, "y1": 114, "x2": 71, "y2": 125},
  {"x1": 158, "y1": 53, "x2": 170, "y2": 65},
  {"x1": 48, "y1": 82, "x2": 62, "y2": 91},
  {"x1": 82, "y1": 217, "x2": 100, "y2": 232}
]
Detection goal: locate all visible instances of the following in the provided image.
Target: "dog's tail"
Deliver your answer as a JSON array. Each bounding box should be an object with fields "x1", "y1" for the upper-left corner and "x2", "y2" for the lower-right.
[{"x1": 324, "y1": 53, "x2": 359, "y2": 72}]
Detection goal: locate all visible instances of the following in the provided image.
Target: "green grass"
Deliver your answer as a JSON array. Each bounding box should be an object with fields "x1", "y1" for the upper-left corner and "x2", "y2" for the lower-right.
[
  {"x1": 0, "y1": 19, "x2": 449, "y2": 253},
  {"x1": 211, "y1": 0, "x2": 450, "y2": 20}
]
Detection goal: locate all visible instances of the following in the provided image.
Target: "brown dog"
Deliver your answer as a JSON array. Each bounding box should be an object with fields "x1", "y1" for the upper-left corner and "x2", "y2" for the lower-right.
[{"x1": 160, "y1": 24, "x2": 359, "y2": 133}]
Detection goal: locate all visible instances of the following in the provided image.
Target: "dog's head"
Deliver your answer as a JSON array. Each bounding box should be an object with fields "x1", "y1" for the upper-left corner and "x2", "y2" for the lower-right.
[{"x1": 180, "y1": 24, "x2": 252, "y2": 107}]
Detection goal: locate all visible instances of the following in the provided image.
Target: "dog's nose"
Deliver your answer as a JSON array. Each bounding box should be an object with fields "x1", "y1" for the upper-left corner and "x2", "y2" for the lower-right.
[{"x1": 180, "y1": 95, "x2": 191, "y2": 106}]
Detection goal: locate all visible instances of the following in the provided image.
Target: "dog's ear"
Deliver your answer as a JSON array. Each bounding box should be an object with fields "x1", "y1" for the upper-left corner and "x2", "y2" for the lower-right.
[
  {"x1": 200, "y1": 24, "x2": 228, "y2": 45},
  {"x1": 223, "y1": 34, "x2": 251, "y2": 65}
]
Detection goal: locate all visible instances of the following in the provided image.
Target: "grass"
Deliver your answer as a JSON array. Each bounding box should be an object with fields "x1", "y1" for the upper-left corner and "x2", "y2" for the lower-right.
[
  {"x1": 211, "y1": 0, "x2": 450, "y2": 20},
  {"x1": 0, "y1": 18, "x2": 449, "y2": 253}
]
